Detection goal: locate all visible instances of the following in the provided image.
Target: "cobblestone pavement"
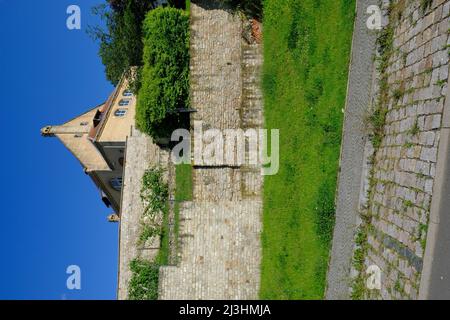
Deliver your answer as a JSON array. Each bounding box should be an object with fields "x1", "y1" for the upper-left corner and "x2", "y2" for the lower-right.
[
  {"x1": 159, "y1": 201, "x2": 262, "y2": 299},
  {"x1": 352, "y1": 0, "x2": 450, "y2": 300},
  {"x1": 158, "y1": 0, "x2": 264, "y2": 300}
]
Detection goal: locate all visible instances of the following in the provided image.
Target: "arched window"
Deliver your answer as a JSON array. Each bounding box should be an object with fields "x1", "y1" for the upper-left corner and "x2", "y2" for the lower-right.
[
  {"x1": 123, "y1": 90, "x2": 133, "y2": 97},
  {"x1": 110, "y1": 177, "x2": 122, "y2": 191},
  {"x1": 114, "y1": 109, "x2": 127, "y2": 117},
  {"x1": 118, "y1": 99, "x2": 130, "y2": 106}
]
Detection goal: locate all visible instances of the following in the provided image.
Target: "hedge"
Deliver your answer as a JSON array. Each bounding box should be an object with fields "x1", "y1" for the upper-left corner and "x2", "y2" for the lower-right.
[{"x1": 135, "y1": 7, "x2": 190, "y2": 139}]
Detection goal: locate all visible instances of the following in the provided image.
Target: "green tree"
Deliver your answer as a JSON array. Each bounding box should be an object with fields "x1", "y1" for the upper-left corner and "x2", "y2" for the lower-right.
[{"x1": 89, "y1": 0, "x2": 158, "y2": 85}]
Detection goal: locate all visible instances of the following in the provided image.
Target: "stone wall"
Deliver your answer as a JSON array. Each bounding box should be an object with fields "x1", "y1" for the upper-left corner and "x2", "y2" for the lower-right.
[
  {"x1": 355, "y1": 0, "x2": 450, "y2": 299},
  {"x1": 117, "y1": 127, "x2": 169, "y2": 300}
]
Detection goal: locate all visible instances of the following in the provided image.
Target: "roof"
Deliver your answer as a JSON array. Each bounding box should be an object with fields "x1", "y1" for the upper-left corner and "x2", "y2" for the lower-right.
[
  {"x1": 43, "y1": 106, "x2": 111, "y2": 172},
  {"x1": 89, "y1": 75, "x2": 125, "y2": 142}
]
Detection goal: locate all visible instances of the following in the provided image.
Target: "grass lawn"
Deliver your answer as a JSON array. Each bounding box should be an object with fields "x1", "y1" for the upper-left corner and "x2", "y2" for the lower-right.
[
  {"x1": 260, "y1": 0, "x2": 356, "y2": 299},
  {"x1": 175, "y1": 163, "x2": 193, "y2": 202}
]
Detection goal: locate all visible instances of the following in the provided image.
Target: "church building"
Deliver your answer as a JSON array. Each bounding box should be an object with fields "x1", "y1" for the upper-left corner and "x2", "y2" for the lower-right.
[{"x1": 41, "y1": 75, "x2": 135, "y2": 217}]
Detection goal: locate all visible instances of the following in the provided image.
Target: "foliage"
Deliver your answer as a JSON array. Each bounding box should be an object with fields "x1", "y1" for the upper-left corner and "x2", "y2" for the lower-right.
[
  {"x1": 369, "y1": 107, "x2": 388, "y2": 149},
  {"x1": 129, "y1": 166, "x2": 171, "y2": 300},
  {"x1": 138, "y1": 167, "x2": 168, "y2": 246},
  {"x1": 137, "y1": 223, "x2": 159, "y2": 246},
  {"x1": 89, "y1": 0, "x2": 159, "y2": 85},
  {"x1": 420, "y1": 0, "x2": 433, "y2": 14},
  {"x1": 376, "y1": 26, "x2": 394, "y2": 74},
  {"x1": 260, "y1": 0, "x2": 356, "y2": 299},
  {"x1": 369, "y1": 24, "x2": 394, "y2": 149},
  {"x1": 141, "y1": 167, "x2": 168, "y2": 216},
  {"x1": 350, "y1": 219, "x2": 370, "y2": 300},
  {"x1": 409, "y1": 118, "x2": 420, "y2": 136},
  {"x1": 90, "y1": 1, "x2": 189, "y2": 86},
  {"x1": 135, "y1": 7, "x2": 190, "y2": 139},
  {"x1": 128, "y1": 259, "x2": 160, "y2": 300}
]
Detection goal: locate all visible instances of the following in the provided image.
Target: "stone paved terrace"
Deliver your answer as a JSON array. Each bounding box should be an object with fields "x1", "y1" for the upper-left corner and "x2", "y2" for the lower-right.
[
  {"x1": 159, "y1": 201, "x2": 262, "y2": 299},
  {"x1": 354, "y1": 0, "x2": 450, "y2": 300},
  {"x1": 117, "y1": 127, "x2": 169, "y2": 300},
  {"x1": 158, "y1": 0, "x2": 264, "y2": 299}
]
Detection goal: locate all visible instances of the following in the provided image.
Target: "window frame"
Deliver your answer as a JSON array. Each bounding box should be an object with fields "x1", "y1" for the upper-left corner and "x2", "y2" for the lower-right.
[
  {"x1": 114, "y1": 108, "x2": 128, "y2": 117},
  {"x1": 118, "y1": 99, "x2": 131, "y2": 107},
  {"x1": 110, "y1": 177, "x2": 123, "y2": 191},
  {"x1": 122, "y1": 90, "x2": 133, "y2": 97}
]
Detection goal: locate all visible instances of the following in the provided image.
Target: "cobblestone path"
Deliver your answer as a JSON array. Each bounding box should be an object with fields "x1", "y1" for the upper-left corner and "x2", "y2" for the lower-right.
[{"x1": 159, "y1": 0, "x2": 264, "y2": 300}]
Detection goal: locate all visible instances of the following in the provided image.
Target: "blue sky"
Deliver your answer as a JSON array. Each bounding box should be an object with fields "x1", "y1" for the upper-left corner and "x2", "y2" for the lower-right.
[{"x1": 0, "y1": 0, "x2": 118, "y2": 299}]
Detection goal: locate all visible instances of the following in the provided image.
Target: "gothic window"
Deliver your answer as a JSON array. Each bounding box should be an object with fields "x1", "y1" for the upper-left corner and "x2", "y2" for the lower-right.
[
  {"x1": 123, "y1": 90, "x2": 133, "y2": 97},
  {"x1": 114, "y1": 109, "x2": 127, "y2": 117},
  {"x1": 110, "y1": 177, "x2": 122, "y2": 191},
  {"x1": 118, "y1": 99, "x2": 130, "y2": 106}
]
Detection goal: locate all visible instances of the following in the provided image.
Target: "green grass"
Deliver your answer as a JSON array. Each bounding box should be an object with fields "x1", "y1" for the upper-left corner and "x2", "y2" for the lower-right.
[
  {"x1": 260, "y1": 0, "x2": 356, "y2": 299},
  {"x1": 175, "y1": 163, "x2": 193, "y2": 201}
]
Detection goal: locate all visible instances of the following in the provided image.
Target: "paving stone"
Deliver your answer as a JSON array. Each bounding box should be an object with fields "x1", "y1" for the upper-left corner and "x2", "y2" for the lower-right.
[
  {"x1": 355, "y1": 0, "x2": 450, "y2": 300},
  {"x1": 159, "y1": 1, "x2": 263, "y2": 300}
]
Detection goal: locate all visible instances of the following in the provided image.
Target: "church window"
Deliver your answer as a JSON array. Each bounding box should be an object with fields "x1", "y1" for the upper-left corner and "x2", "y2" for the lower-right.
[
  {"x1": 118, "y1": 99, "x2": 130, "y2": 106},
  {"x1": 110, "y1": 177, "x2": 122, "y2": 191},
  {"x1": 114, "y1": 109, "x2": 127, "y2": 117},
  {"x1": 123, "y1": 90, "x2": 133, "y2": 97}
]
